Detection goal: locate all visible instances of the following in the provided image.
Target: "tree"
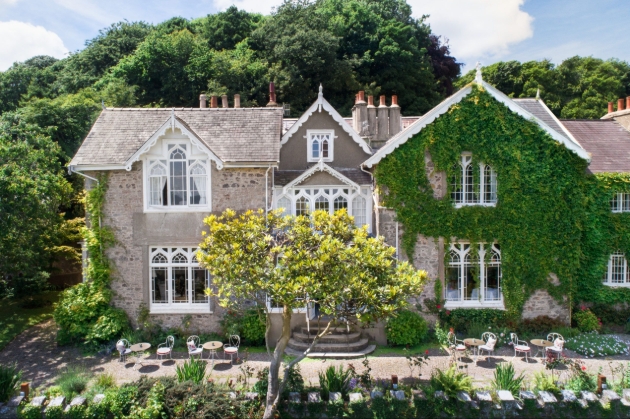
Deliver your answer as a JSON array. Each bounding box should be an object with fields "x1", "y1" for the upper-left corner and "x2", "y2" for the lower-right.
[
  {"x1": 199, "y1": 6, "x2": 263, "y2": 51},
  {"x1": 198, "y1": 208, "x2": 427, "y2": 419}
]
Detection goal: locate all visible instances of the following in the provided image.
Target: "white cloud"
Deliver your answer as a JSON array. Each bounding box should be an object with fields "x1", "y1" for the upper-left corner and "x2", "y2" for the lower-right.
[
  {"x1": 0, "y1": 21, "x2": 68, "y2": 70},
  {"x1": 211, "y1": 0, "x2": 279, "y2": 14},
  {"x1": 408, "y1": 0, "x2": 534, "y2": 68},
  {"x1": 54, "y1": 0, "x2": 118, "y2": 25}
]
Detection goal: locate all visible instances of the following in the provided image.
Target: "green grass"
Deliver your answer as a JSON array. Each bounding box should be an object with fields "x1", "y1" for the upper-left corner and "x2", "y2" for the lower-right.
[{"x1": 0, "y1": 291, "x2": 60, "y2": 351}]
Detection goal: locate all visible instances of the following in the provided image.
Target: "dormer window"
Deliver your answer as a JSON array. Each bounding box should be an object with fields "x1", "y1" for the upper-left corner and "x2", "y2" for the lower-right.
[
  {"x1": 145, "y1": 142, "x2": 210, "y2": 211},
  {"x1": 307, "y1": 130, "x2": 334, "y2": 162},
  {"x1": 451, "y1": 154, "x2": 497, "y2": 207}
]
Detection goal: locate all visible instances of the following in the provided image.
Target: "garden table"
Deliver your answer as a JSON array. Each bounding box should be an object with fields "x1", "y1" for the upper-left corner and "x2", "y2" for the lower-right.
[
  {"x1": 530, "y1": 339, "x2": 553, "y2": 360},
  {"x1": 129, "y1": 342, "x2": 151, "y2": 370},
  {"x1": 463, "y1": 338, "x2": 484, "y2": 362},
  {"x1": 203, "y1": 341, "x2": 223, "y2": 368}
]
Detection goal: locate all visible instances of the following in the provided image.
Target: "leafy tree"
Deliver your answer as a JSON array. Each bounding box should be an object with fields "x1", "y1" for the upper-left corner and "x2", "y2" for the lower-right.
[
  {"x1": 199, "y1": 6, "x2": 263, "y2": 51},
  {"x1": 198, "y1": 208, "x2": 427, "y2": 419},
  {"x1": 0, "y1": 56, "x2": 58, "y2": 114}
]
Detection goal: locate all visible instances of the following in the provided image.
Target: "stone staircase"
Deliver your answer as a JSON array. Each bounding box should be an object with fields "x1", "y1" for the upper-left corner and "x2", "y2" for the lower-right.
[{"x1": 285, "y1": 324, "x2": 376, "y2": 358}]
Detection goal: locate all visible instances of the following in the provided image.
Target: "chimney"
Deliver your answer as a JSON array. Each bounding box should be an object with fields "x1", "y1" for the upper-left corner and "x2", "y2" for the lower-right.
[
  {"x1": 618, "y1": 98, "x2": 625, "y2": 112},
  {"x1": 221, "y1": 95, "x2": 228, "y2": 108},
  {"x1": 352, "y1": 91, "x2": 368, "y2": 135},
  {"x1": 367, "y1": 95, "x2": 376, "y2": 137},
  {"x1": 627, "y1": 96, "x2": 630, "y2": 111},
  {"x1": 267, "y1": 82, "x2": 278, "y2": 107},
  {"x1": 234, "y1": 94, "x2": 241, "y2": 108},
  {"x1": 210, "y1": 96, "x2": 218, "y2": 108},
  {"x1": 199, "y1": 94, "x2": 207, "y2": 108},
  {"x1": 388, "y1": 95, "x2": 401, "y2": 137},
  {"x1": 609, "y1": 102, "x2": 614, "y2": 113},
  {"x1": 376, "y1": 95, "x2": 389, "y2": 143}
]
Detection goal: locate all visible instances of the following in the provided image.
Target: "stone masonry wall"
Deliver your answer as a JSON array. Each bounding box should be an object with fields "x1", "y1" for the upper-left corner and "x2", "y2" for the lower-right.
[{"x1": 522, "y1": 289, "x2": 570, "y2": 323}]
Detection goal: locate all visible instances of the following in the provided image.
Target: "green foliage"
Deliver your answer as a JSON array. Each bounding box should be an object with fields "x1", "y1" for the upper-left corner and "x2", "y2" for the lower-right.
[
  {"x1": 18, "y1": 404, "x2": 42, "y2": 419},
  {"x1": 176, "y1": 358, "x2": 207, "y2": 384},
  {"x1": 283, "y1": 364, "x2": 305, "y2": 396},
  {"x1": 492, "y1": 362, "x2": 524, "y2": 398},
  {"x1": 518, "y1": 316, "x2": 567, "y2": 336},
  {"x1": 590, "y1": 303, "x2": 630, "y2": 326},
  {"x1": 433, "y1": 320, "x2": 450, "y2": 348},
  {"x1": 533, "y1": 371, "x2": 560, "y2": 395},
  {"x1": 0, "y1": 363, "x2": 21, "y2": 402},
  {"x1": 318, "y1": 365, "x2": 352, "y2": 399},
  {"x1": 253, "y1": 366, "x2": 269, "y2": 395},
  {"x1": 564, "y1": 360, "x2": 596, "y2": 392},
  {"x1": 44, "y1": 406, "x2": 64, "y2": 419},
  {"x1": 107, "y1": 385, "x2": 138, "y2": 418},
  {"x1": 573, "y1": 307, "x2": 602, "y2": 332},
  {"x1": 429, "y1": 365, "x2": 473, "y2": 397},
  {"x1": 219, "y1": 308, "x2": 266, "y2": 345},
  {"x1": 564, "y1": 333, "x2": 629, "y2": 357},
  {"x1": 386, "y1": 309, "x2": 428, "y2": 346},
  {"x1": 127, "y1": 380, "x2": 167, "y2": 419},
  {"x1": 93, "y1": 373, "x2": 117, "y2": 391},
  {"x1": 56, "y1": 366, "x2": 91, "y2": 399},
  {"x1": 438, "y1": 308, "x2": 506, "y2": 332}
]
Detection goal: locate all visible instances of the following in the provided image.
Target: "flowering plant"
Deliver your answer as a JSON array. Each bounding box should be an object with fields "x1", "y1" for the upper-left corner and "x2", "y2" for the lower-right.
[{"x1": 573, "y1": 307, "x2": 601, "y2": 332}]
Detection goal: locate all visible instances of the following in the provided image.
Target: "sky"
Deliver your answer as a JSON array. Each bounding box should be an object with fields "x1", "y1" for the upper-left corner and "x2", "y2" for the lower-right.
[{"x1": 0, "y1": 0, "x2": 628, "y2": 72}]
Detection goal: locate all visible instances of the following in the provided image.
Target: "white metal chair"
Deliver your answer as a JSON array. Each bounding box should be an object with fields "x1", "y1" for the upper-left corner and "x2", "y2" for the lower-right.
[
  {"x1": 545, "y1": 333, "x2": 565, "y2": 360},
  {"x1": 510, "y1": 333, "x2": 531, "y2": 362},
  {"x1": 224, "y1": 335, "x2": 240, "y2": 364},
  {"x1": 187, "y1": 335, "x2": 203, "y2": 359},
  {"x1": 116, "y1": 339, "x2": 132, "y2": 363},
  {"x1": 447, "y1": 331, "x2": 466, "y2": 362},
  {"x1": 478, "y1": 332, "x2": 497, "y2": 359},
  {"x1": 157, "y1": 335, "x2": 174, "y2": 360}
]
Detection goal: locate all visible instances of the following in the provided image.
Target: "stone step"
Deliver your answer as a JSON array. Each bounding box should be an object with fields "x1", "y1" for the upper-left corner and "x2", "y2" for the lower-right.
[
  {"x1": 285, "y1": 344, "x2": 376, "y2": 359},
  {"x1": 292, "y1": 331, "x2": 362, "y2": 344},
  {"x1": 299, "y1": 326, "x2": 354, "y2": 335},
  {"x1": 286, "y1": 337, "x2": 370, "y2": 353}
]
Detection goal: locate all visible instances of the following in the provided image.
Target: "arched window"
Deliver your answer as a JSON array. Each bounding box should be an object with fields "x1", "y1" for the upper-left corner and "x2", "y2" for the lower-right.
[
  {"x1": 277, "y1": 196, "x2": 291, "y2": 216},
  {"x1": 169, "y1": 145, "x2": 187, "y2": 206},
  {"x1": 315, "y1": 195, "x2": 329, "y2": 212},
  {"x1": 446, "y1": 250, "x2": 461, "y2": 301},
  {"x1": 149, "y1": 162, "x2": 167, "y2": 206},
  {"x1": 446, "y1": 243, "x2": 502, "y2": 305},
  {"x1": 352, "y1": 196, "x2": 366, "y2": 226},
  {"x1": 485, "y1": 244, "x2": 501, "y2": 300},
  {"x1": 451, "y1": 154, "x2": 496, "y2": 206},
  {"x1": 334, "y1": 195, "x2": 347, "y2": 212},
  {"x1": 321, "y1": 139, "x2": 329, "y2": 158},
  {"x1": 189, "y1": 162, "x2": 207, "y2": 205},
  {"x1": 295, "y1": 196, "x2": 310, "y2": 216},
  {"x1": 483, "y1": 165, "x2": 497, "y2": 203},
  {"x1": 308, "y1": 131, "x2": 334, "y2": 162},
  {"x1": 311, "y1": 139, "x2": 320, "y2": 159}
]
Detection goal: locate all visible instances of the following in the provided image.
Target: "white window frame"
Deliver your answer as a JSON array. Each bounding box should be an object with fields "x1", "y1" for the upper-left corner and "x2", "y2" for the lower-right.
[
  {"x1": 143, "y1": 140, "x2": 212, "y2": 213},
  {"x1": 307, "y1": 130, "x2": 335, "y2": 162},
  {"x1": 451, "y1": 154, "x2": 497, "y2": 208},
  {"x1": 444, "y1": 242, "x2": 504, "y2": 309},
  {"x1": 266, "y1": 295, "x2": 308, "y2": 314},
  {"x1": 610, "y1": 193, "x2": 630, "y2": 213},
  {"x1": 273, "y1": 186, "x2": 372, "y2": 233},
  {"x1": 149, "y1": 246, "x2": 212, "y2": 313},
  {"x1": 603, "y1": 251, "x2": 630, "y2": 287}
]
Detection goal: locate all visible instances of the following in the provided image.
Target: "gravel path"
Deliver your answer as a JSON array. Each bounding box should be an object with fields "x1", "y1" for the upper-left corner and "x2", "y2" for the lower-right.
[{"x1": 2, "y1": 320, "x2": 629, "y2": 390}]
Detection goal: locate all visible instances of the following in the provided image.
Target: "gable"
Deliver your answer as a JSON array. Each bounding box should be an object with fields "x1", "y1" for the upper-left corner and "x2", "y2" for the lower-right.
[{"x1": 299, "y1": 171, "x2": 346, "y2": 186}]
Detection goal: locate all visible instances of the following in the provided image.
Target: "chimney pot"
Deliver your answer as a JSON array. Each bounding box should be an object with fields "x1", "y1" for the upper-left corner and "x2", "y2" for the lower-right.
[
  {"x1": 619, "y1": 99, "x2": 625, "y2": 111},
  {"x1": 234, "y1": 94, "x2": 241, "y2": 108},
  {"x1": 391, "y1": 95, "x2": 399, "y2": 107},
  {"x1": 199, "y1": 94, "x2": 207, "y2": 109},
  {"x1": 368, "y1": 95, "x2": 374, "y2": 107},
  {"x1": 609, "y1": 102, "x2": 614, "y2": 113},
  {"x1": 221, "y1": 95, "x2": 228, "y2": 108},
  {"x1": 267, "y1": 82, "x2": 278, "y2": 107},
  {"x1": 626, "y1": 96, "x2": 630, "y2": 110},
  {"x1": 358, "y1": 91, "x2": 366, "y2": 103},
  {"x1": 379, "y1": 95, "x2": 387, "y2": 107},
  {"x1": 210, "y1": 96, "x2": 218, "y2": 108}
]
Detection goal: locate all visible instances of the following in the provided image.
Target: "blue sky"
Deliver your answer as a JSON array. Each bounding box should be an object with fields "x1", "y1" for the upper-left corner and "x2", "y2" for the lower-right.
[{"x1": 0, "y1": 0, "x2": 628, "y2": 71}]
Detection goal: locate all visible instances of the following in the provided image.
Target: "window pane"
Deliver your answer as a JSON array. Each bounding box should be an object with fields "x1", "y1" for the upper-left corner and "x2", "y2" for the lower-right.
[
  {"x1": 334, "y1": 196, "x2": 347, "y2": 212},
  {"x1": 611, "y1": 194, "x2": 620, "y2": 212},
  {"x1": 190, "y1": 175, "x2": 207, "y2": 205},
  {"x1": 352, "y1": 195, "x2": 366, "y2": 226},
  {"x1": 624, "y1": 194, "x2": 630, "y2": 212},
  {"x1": 315, "y1": 195, "x2": 329, "y2": 212},
  {"x1": 296, "y1": 197, "x2": 310, "y2": 216},
  {"x1": 277, "y1": 196, "x2": 291, "y2": 216},
  {"x1": 464, "y1": 164, "x2": 477, "y2": 203},
  {"x1": 445, "y1": 266, "x2": 460, "y2": 301},
  {"x1": 611, "y1": 252, "x2": 625, "y2": 283},
  {"x1": 463, "y1": 264, "x2": 479, "y2": 300},
  {"x1": 484, "y1": 165, "x2": 497, "y2": 203},
  {"x1": 312, "y1": 140, "x2": 320, "y2": 158},
  {"x1": 170, "y1": 161, "x2": 187, "y2": 205},
  {"x1": 192, "y1": 268, "x2": 208, "y2": 303},
  {"x1": 172, "y1": 268, "x2": 189, "y2": 303},
  {"x1": 485, "y1": 265, "x2": 500, "y2": 300},
  {"x1": 152, "y1": 267, "x2": 167, "y2": 303},
  {"x1": 322, "y1": 140, "x2": 329, "y2": 158}
]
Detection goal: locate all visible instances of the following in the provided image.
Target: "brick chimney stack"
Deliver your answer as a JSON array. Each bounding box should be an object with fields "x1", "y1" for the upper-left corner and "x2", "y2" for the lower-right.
[
  {"x1": 609, "y1": 102, "x2": 614, "y2": 113},
  {"x1": 618, "y1": 99, "x2": 625, "y2": 112},
  {"x1": 210, "y1": 96, "x2": 218, "y2": 108},
  {"x1": 221, "y1": 95, "x2": 228, "y2": 108},
  {"x1": 266, "y1": 82, "x2": 278, "y2": 107},
  {"x1": 234, "y1": 94, "x2": 241, "y2": 108},
  {"x1": 199, "y1": 94, "x2": 207, "y2": 109},
  {"x1": 352, "y1": 91, "x2": 368, "y2": 135},
  {"x1": 389, "y1": 95, "x2": 401, "y2": 137},
  {"x1": 376, "y1": 95, "x2": 389, "y2": 143}
]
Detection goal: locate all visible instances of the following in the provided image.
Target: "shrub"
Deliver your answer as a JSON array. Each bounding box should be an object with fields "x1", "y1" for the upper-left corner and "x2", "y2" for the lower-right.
[
  {"x1": 44, "y1": 406, "x2": 64, "y2": 419},
  {"x1": 93, "y1": 373, "x2": 116, "y2": 390},
  {"x1": 589, "y1": 303, "x2": 630, "y2": 326},
  {"x1": 492, "y1": 362, "x2": 524, "y2": 398},
  {"x1": 386, "y1": 310, "x2": 428, "y2": 346},
  {"x1": 438, "y1": 308, "x2": 506, "y2": 332},
  {"x1": 56, "y1": 366, "x2": 91, "y2": 399},
  {"x1": 107, "y1": 385, "x2": 138, "y2": 418},
  {"x1": 519, "y1": 316, "x2": 566, "y2": 336},
  {"x1": 283, "y1": 364, "x2": 305, "y2": 396},
  {"x1": 0, "y1": 363, "x2": 21, "y2": 402},
  {"x1": 573, "y1": 308, "x2": 601, "y2": 332},
  {"x1": 176, "y1": 358, "x2": 207, "y2": 384},
  {"x1": 18, "y1": 404, "x2": 42, "y2": 419},
  {"x1": 465, "y1": 321, "x2": 488, "y2": 340},
  {"x1": 533, "y1": 372, "x2": 559, "y2": 395},
  {"x1": 318, "y1": 365, "x2": 352, "y2": 399},
  {"x1": 241, "y1": 309, "x2": 266, "y2": 346},
  {"x1": 564, "y1": 360, "x2": 596, "y2": 392},
  {"x1": 253, "y1": 367, "x2": 269, "y2": 395},
  {"x1": 429, "y1": 365, "x2": 473, "y2": 397}
]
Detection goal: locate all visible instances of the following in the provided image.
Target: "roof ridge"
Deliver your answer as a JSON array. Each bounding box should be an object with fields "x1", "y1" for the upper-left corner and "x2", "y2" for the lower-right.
[{"x1": 104, "y1": 107, "x2": 283, "y2": 111}]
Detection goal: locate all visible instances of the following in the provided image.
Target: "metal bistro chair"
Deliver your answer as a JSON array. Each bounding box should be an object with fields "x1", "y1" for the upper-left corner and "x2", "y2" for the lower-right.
[
  {"x1": 116, "y1": 339, "x2": 132, "y2": 363},
  {"x1": 478, "y1": 332, "x2": 497, "y2": 360},
  {"x1": 510, "y1": 333, "x2": 531, "y2": 362},
  {"x1": 157, "y1": 335, "x2": 175, "y2": 361},
  {"x1": 546, "y1": 333, "x2": 565, "y2": 360},
  {"x1": 447, "y1": 331, "x2": 466, "y2": 363},
  {"x1": 224, "y1": 335, "x2": 241, "y2": 364},
  {"x1": 187, "y1": 335, "x2": 203, "y2": 359}
]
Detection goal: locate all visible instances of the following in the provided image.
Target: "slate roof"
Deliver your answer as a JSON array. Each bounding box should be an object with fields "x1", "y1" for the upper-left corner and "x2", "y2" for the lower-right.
[
  {"x1": 560, "y1": 119, "x2": 630, "y2": 173},
  {"x1": 282, "y1": 117, "x2": 420, "y2": 135},
  {"x1": 274, "y1": 167, "x2": 372, "y2": 186},
  {"x1": 512, "y1": 99, "x2": 570, "y2": 141},
  {"x1": 70, "y1": 107, "x2": 284, "y2": 167}
]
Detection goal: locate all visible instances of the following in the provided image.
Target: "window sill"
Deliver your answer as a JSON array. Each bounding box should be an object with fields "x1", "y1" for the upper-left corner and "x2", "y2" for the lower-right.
[
  {"x1": 307, "y1": 158, "x2": 333, "y2": 163},
  {"x1": 144, "y1": 206, "x2": 212, "y2": 213},
  {"x1": 444, "y1": 300, "x2": 505, "y2": 310},
  {"x1": 602, "y1": 283, "x2": 630, "y2": 288},
  {"x1": 453, "y1": 203, "x2": 497, "y2": 209},
  {"x1": 150, "y1": 305, "x2": 213, "y2": 314}
]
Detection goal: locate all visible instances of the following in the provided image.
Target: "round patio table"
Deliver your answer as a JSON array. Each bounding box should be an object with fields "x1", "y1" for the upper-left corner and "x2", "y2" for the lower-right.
[
  {"x1": 530, "y1": 339, "x2": 553, "y2": 359},
  {"x1": 202, "y1": 341, "x2": 223, "y2": 367},
  {"x1": 129, "y1": 343, "x2": 151, "y2": 370},
  {"x1": 463, "y1": 338, "x2": 484, "y2": 362}
]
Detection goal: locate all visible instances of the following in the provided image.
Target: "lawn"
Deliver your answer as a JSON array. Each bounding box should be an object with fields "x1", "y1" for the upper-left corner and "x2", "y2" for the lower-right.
[
  {"x1": 564, "y1": 333, "x2": 630, "y2": 357},
  {"x1": 0, "y1": 291, "x2": 60, "y2": 351}
]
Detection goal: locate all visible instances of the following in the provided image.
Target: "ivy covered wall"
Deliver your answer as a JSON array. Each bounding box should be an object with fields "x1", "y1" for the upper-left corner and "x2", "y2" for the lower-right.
[{"x1": 373, "y1": 85, "x2": 630, "y2": 319}]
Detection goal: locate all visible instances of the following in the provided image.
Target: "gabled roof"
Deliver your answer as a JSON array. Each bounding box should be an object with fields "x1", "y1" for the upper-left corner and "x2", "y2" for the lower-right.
[
  {"x1": 362, "y1": 72, "x2": 590, "y2": 169},
  {"x1": 70, "y1": 107, "x2": 284, "y2": 169},
  {"x1": 275, "y1": 167, "x2": 371, "y2": 186},
  {"x1": 561, "y1": 119, "x2": 630, "y2": 173},
  {"x1": 280, "y1": 160, "x2": 362, "y2": 193},
  {"x1": 281, "y1": 85, "x2": 372, "y2": 155}
]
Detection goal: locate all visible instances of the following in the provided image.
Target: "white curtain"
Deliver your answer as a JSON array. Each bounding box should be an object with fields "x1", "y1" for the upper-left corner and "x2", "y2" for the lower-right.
[{"x1": 191, "y1": 175, "x2": 207, "y2": 205}]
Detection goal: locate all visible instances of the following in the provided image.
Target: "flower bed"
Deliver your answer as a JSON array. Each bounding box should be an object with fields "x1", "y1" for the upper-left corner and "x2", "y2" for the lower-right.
[{"x1": 564, "y1": 333, "x2": 629, "y2": 357}]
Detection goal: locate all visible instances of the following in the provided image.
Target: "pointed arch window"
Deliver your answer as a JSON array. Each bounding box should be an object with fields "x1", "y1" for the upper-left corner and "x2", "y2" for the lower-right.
[
  {"x1": 451, "y1": 154, "x2": 497, "y2": 206},
  {"x1": 307, "y1": 130, "x2": 334, "y2": 162}
]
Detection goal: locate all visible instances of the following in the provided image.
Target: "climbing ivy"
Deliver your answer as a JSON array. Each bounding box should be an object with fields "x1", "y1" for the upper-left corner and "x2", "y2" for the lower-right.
[{"x1": 374, "y1": 85, "x2": 630, "y2": 319}]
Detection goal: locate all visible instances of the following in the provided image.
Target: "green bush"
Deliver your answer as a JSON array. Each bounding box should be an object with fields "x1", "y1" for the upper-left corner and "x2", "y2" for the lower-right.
[
  {"x1": 176, "y1": 358, "x2": 207, "y2": 384},
  {"x1": 518, "y1": 316, "x2": 567, "y2": 336},
  {"x1": 107, "y1": 385, "x2": 138, "y2": 417},
  {"x1": 0, "y1": 363, "x2": 21, "y2": 402},
  {"x1": 429, "y1": 365, "x2": 473, "y2": 397},
  {"x1": 573, "y1": 308, "x2": 601, "y2": 332},
  {"x1": 589, "y1": 303, "x2": 630, "y2": 326},
  {"x1": 18, "y1": 405, "x2": 42, "y2": 419},
  {"x1": 93, "y1": 373, "x2": 116, "y2": 390},
  {"x1": 386, "y1": 310, "x2": 428, "y2": 346},
  {"x1": 533, "y1": 372, "x2": 559, "y2": 395},
  {"x1": 253, "y1": 367, "x2": 269, "y2": 395},
  {"x1": 44, "y1": 406, "x2": 64, "y2": 419},
  {"x1": 492, "y1": 363, "x2": 524, "y2": 398},
  {"x1": 56, "y1": 366, "x2": 91, "y2": 399},
  {"x1": 438, "y1": 308, "x2": 506, "y2": 332},
  {"x1": 318, "y1": 365, "x2": 351, "y2": 399},
  {"x1": 241, "y1": 309, "x2": 266, "y2": 346}
]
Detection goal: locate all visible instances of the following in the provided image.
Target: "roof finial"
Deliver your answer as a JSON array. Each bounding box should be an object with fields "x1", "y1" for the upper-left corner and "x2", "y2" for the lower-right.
[
  {"x1": 318, "y1": 83, "x2": 323, "y2": 112},
  {"x1": 475, "y1": 62, "x2": 483, "y2": 84},
  {"x1": 536, "y1": 88, "x2": 540, "y2": 100}
]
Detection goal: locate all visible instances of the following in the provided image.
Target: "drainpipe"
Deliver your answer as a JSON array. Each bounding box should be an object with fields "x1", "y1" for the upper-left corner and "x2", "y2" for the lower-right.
[
  {"x1": 265, "y1": 165, "x2": 272, "y2": 216},
  {"x1": 360, "y1": 165, "x2": 376, "y2": 235},
  {"x1": 68, "y1": 166, "x2": 103, "y2": 266}
]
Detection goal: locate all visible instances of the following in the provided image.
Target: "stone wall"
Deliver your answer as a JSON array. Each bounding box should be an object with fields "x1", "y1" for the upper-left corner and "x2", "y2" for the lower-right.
[{"x1": 522, "y1": 289, "x2": 570, "y2": 323}]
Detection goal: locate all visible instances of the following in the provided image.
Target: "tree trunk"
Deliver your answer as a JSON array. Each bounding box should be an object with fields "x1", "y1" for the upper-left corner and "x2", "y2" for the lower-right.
[{"x1": 263, "y1": 307, "x2": 292, "y2": 419}]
